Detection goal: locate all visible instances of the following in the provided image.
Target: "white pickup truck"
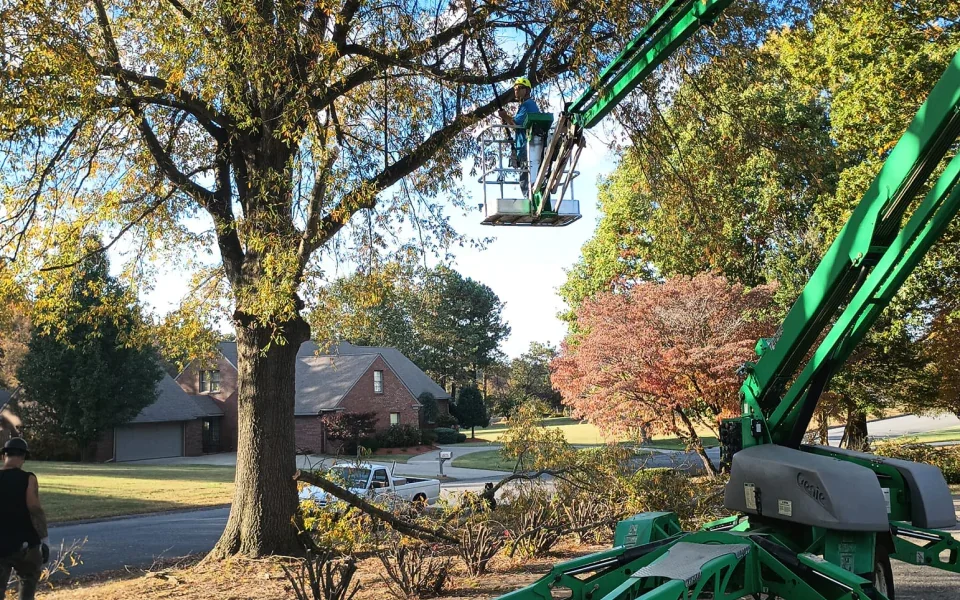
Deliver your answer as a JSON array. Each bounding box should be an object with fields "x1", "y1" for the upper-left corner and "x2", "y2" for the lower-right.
[{"x1": 299, "y1": 462, "x2": 441, "y2": 507}]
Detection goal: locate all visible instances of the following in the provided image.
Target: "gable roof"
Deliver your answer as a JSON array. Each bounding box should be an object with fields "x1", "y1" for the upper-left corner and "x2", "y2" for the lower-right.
[
  {"x1": 307, "y1": 341, "x2": 451, "y2": 401},
  {"x1": 212, "y1": 339, "x2": 451, "y2": 411},
  {"x1": 295, "y1": 353, "x2": 379, "y2": 415},
  {"x1": 217, "y1": 342, "x2": 238, "y2": 369},
  {"x1": 132, "y1": 373, "x2": 221, "y2": 424}
]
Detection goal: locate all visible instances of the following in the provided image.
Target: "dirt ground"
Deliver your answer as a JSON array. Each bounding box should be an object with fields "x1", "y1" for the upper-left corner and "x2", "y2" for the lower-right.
[{"x1": 37, "y1": 542, "x2": 607, "y2": 600}]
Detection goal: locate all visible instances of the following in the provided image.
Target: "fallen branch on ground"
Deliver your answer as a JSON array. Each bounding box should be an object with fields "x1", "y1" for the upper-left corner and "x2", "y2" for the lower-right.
[{"x1": 294, "y1": 470, "x2": 458, "y2": 545}]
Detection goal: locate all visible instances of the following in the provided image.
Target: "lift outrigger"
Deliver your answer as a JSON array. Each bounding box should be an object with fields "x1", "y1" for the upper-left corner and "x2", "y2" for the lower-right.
[{"x1": 489, "y1": 0, "x2": 960, "y2": 598}]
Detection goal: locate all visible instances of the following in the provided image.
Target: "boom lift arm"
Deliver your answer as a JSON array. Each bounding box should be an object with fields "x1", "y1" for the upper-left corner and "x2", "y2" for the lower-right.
[
  {"x1": 734, "y1": 54, "x2": 960, "y2": 448},
  {"x1": 528, "y1": 0, "x2": 734, "y2": 218},
  {"x1": 489, "y1": 1, "x2": 960, "y2": 598}
]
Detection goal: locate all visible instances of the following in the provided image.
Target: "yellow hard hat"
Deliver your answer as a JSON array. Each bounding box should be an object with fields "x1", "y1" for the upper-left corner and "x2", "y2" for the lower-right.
[{"x1": 514, "y1": 77, "x2": 532, "y2": 89}]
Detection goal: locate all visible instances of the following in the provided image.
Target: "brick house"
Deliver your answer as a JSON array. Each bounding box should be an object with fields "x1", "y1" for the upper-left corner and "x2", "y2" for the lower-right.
[
  {"x1": 175, "y1": 341, "x2": 451, "y2": 455},
  {"x1": 90, "y1": 373, "x2": 223, "y2": 462}
]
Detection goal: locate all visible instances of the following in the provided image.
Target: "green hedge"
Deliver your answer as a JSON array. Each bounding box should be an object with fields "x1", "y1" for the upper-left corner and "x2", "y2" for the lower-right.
[{"x1": 435, "y1": 427, "x2": 466, "y2": 444}]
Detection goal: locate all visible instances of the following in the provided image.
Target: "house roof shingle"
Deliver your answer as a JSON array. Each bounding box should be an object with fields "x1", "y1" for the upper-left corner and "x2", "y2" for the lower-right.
[
  {"x1": 192, "y1": 395, "x2": 225, "y2": 417},
  {"x1": 322, "y1": 342, "x2": 451, "y2": 401},
  {"x1": 295, "y1": 354, "x2": 378, "y2": 415},
  {"x1": 216, "y1": 340, "x2": 450, "y2": 406},
  {"x1": 132, "y1": 374, "x2": 216, "y2": 424}
]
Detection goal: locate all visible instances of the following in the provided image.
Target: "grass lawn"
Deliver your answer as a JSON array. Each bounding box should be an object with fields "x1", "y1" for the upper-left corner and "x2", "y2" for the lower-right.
[
  {"x1": 473, "y1": 417, "x2": 720, "y2": 449},
  {"x1": 642, "y1": 436, "x2": 720, "y2": 451},
  {"x1": 31, "y1": 462, "x2": 236, "y2": 523},
  {"x1": 450, "y1": 449, "x2": 517, "y2": 471},
  {"x1": 893, "y1": 426, "x2": 960, "y2": 445},
  {"x1": 450, "y1": 448, "x2": 656, "y2": 471}
]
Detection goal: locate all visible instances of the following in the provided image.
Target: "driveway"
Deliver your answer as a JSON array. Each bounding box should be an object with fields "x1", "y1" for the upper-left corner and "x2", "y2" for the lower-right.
[{"x1": 827, "y1": 413, "x2": 960, "y2": 446}]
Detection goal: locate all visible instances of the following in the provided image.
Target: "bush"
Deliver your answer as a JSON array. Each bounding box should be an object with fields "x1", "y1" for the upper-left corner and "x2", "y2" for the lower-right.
[
  {"x1": 434, "y1": 413, "x2": 459, "y2": 428},
  {"x1": 419, "y1": 392, "x2": 439, "y2": 424},
  {"x1": 456, "y1": 433, "x2": 467, "y2": 443},
  {"x1": 873, "y1": 438, "x2": 960, "y2": 484},
  {"x1": 356, "y1": 437, "x2": 380, "y2": 453},
  {"x1": 420, "y1": 429, "x2": 438, "y2": 446},
  {"x1": 282, "y1": 549, "x2": 360, "y2": 600},
  {"x1": 434, "y1": 428, "x2": 461, "y2": 444},
  {"x1": 455, "y1": 519, "x2": 506, "y2": 576},
  {"x1": 376, "y1": 536, "x2": 451, "y2": 599},
  {"x1": 376, "y1": 425, "x2": 422, "y2": 448},
  {"x1": 498, "y1": 485, "x2": 565, "y2": 558}
]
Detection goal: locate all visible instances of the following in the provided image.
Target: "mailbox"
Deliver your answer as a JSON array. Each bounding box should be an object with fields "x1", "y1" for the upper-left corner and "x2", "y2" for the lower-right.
[{"x1": 439, "y1": 451, "x2": 452, "y2": 460}]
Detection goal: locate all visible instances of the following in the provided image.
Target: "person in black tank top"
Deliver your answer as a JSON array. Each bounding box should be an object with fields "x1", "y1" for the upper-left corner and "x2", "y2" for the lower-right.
[{"x1": 0, "y1": 438, "x2": 48, "y2": 600}]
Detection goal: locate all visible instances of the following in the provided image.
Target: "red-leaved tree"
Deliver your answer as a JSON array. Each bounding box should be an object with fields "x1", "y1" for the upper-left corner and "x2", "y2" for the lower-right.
[{"x1": 552, "y1": 273, "x2": 777, "y2": 475}]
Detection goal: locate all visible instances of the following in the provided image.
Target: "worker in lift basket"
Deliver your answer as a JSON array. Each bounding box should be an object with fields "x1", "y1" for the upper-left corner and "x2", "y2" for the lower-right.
[{"x1": 498, "y1": 77, "x2": 541, "y2": 196}]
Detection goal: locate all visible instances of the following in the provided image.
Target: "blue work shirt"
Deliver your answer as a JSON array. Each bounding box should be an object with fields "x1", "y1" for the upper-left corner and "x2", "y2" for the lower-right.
[{"x1": 513, "y1": 98, "x2": 541, "y2": 157}]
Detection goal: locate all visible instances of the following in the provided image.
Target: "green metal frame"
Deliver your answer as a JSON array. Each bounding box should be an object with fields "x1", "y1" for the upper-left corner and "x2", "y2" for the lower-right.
[
  {"x1": 496, "y1": 2, "x2": 960, "y2": 598},
  {"x1": 739, "y1": 51, "x2": 960, "y2": 446}
]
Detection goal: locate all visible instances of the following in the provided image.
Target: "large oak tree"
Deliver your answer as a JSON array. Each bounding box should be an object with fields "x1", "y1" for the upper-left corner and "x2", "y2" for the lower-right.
[{"x1": 0, "y1": 0, "x2": 675, "y2": 557}]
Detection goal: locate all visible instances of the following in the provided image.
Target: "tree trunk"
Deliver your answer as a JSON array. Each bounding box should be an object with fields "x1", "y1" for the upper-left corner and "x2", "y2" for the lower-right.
[
  {"x1": 843, "y1": 408, "x2": 870, "y2": 452},
  {"x1": 208, "y1": 317, "x2": 309, "y2": 559},
  {"x1": 675, "y1": 410, "x2": 719, "y2": 477},
  {"x1": 815, "y1": 409, "x2": 829, "y2": 445}
]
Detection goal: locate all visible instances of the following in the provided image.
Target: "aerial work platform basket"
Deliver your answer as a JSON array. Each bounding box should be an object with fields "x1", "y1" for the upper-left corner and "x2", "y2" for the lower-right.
[{"x1": 476, "y1": 115, "x2": 582, "y2": 227}]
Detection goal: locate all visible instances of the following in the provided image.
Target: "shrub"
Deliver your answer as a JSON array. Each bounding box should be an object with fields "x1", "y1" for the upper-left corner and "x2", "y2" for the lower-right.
[
  {"x1": 873, "y1": 438, "x2": 960, "y2": 484},
  {"x1": 617, "y1": 467, "x2": 728, "y2": 529},
  {"x1": 456, "y1": 433, "x2": 467, "y2": 443},
  {"x1": 498, "y1": 486, "x2": 564, "y2": 558},
  {"x1": 376, "y1": 536, "x2": 451, "y2": 599},
  {"x1": 376, "y1": 425, "x2": 422, "y2": 448},
  {"x1": 434, "y1": 427, "x2": 460, "y2": 444},
  {"x1": 419, "y1": 392, "x2": 439, "y2": 424},
  {"x1": 420, "y1": 429, "x2": 438, "y2": 446},
  {"x1": 434, "y1": 413, "x2": 459, "y2": 428},
  {"x1": 356, "y1": 437, "x2": 380, "y2": 453},
  {"x1": 325, "y1": 412, "x2": 378, "y2": 455},
  {"x1": 554, "y1": 480, "x2": 617, "y2": 544},
  {"x1": 282, "y1": 549, "x2": 360, "y2": 600},
  {"x1": 455, "y1": 519, "x2": 506, "y2": 576}
]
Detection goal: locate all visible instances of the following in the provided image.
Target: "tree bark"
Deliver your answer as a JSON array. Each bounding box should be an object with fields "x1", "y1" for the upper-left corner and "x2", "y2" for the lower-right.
[
  {"x1": 208, "y1": 317, "x2": 310, "y2": 558},
  {"x1": 843, "y1": 408, "x2": 870, "y2": 451}
]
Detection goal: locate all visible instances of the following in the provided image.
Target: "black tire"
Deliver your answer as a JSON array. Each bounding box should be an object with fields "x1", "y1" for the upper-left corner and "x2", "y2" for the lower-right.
[
  {"x1": 412, "y1": 493, "x2": 428, "y2": 508},
  {"x1": 871, "y1": 548, "x2": 896, "y2": 600}
]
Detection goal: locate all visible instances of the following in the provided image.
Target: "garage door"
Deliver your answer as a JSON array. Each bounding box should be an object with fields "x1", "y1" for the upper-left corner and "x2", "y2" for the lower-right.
[{"x1": 115, "y1": 423, "x2": 184, "y2": 461}]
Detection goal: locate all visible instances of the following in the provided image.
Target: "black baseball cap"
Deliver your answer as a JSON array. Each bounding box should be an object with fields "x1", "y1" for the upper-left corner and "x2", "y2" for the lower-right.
[{"x1": 1, "y1": 438, "x2": 29, "y2": 458}]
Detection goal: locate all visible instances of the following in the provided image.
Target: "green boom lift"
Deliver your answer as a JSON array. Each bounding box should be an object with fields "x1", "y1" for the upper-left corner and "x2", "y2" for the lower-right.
[{"x1": 487, "y1": 0, "x2": 960, "y2": 598}]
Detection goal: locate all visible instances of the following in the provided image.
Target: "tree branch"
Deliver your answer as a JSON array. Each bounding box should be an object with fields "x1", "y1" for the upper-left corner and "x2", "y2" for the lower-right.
[{"x1": 294, "y1": 470, "x2": 458, "y2": 544}]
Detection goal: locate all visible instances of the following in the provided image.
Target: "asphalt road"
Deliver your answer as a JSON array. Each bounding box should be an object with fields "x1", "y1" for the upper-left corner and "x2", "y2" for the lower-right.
[{"x1": 49, "y1": 507, "x2": 230, "y2": 579}]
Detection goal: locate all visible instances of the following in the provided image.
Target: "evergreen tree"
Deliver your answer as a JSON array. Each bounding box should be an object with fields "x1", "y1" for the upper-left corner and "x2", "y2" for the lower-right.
[
  {"x1": 17, "y1": 249, "x2": 163, "y2": 458},
  {"x1": 453, "y1": 385, "x2": 489, "y2": 440}
]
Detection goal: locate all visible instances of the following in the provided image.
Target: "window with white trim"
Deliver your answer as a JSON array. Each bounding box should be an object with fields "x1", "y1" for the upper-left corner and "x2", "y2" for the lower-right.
[
  {"x1": 390, "y1": 412, "x2": 400, "y2": 426},
  {"x1": 374, "y1": 370, "x2": 384, "y2": 394},
  {"x1": 200, "y1": 370, "x2": 221, "y2": 393}
]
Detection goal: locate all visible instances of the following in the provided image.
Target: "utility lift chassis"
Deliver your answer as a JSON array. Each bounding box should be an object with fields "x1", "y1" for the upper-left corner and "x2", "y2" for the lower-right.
[{"x1": 491, "y1": 0, "x2": 960, "y2": 598}]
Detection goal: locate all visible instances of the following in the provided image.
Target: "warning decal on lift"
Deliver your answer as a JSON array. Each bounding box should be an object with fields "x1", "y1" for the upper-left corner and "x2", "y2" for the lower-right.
[
  {"x1": 744, "y1": 483, "x2": 757, "y2": 510},
  {"x1": 778, "y1": 499, "x2": 793, "y2": 517}
]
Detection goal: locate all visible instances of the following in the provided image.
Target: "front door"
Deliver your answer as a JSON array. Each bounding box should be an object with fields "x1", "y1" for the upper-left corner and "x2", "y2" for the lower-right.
[{"x1": 202, "y1": 417, "x2": 222, "y2": 453}]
